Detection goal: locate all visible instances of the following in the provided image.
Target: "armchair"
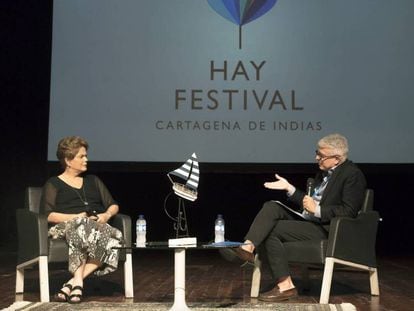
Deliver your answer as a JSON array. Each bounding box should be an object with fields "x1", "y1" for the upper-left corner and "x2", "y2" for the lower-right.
[
  {"x1": 15, "y1": 187, "x2": 134, "y2": 302},
  {"x1": 250, "y1": 189, "x2": 380, "y2": 304}
]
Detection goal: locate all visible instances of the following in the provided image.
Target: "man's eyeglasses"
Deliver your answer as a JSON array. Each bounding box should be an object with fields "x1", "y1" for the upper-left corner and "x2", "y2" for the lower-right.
[{"x1": 315, "y1": 150, "x2": 338, "y2": 161}]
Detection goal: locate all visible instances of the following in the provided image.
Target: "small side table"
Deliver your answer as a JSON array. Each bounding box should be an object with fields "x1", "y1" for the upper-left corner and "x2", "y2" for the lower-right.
[{"x1": 116, "y1": 241, "x2": 244, "y2": 311}]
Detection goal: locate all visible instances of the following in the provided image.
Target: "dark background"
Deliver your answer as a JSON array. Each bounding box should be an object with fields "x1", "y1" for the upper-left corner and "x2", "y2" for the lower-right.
[{"x1": 1, "y1": 1, "x2": 413, "y2": 256}]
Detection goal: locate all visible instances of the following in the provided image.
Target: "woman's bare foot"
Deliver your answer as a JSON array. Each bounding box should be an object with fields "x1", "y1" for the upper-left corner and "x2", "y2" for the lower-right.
[
  {"x1": 68, "y1": 285, "x2": 84, "y2": 304},
  {"x1": 54, "y1": 280, "x2": 73, "y2": 302}
]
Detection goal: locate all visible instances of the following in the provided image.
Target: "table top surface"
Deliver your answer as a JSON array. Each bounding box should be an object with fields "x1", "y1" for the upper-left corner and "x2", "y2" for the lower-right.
[{"x1": 114, "y1": 241, "x2": 245, "y2": 250}]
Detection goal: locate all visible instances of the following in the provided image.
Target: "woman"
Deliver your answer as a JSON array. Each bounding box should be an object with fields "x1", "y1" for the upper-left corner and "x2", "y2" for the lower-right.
[{"x1": 42, "y1": 136, "x2": 124, "y2": 304}]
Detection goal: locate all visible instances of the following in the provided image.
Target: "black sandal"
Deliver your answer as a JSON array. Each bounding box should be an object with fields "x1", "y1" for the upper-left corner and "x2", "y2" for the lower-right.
[
  {"x1": 54, "y1": 283, "x2": 72, "y2": 302},
  {"x1": 68, "y1": 285, "x2": 83, "y2": 304}
]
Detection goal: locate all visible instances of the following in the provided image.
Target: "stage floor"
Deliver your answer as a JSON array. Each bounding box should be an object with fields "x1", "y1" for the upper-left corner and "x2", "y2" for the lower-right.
[{"x1": 1, "y1": 250, "x2": 413, "y2": 311}]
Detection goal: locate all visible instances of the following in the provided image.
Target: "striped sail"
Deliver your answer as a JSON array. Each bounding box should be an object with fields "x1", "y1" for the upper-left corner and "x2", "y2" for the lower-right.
[{"x1": 168, "y1": 153, "x2": 199, "y2": 201}]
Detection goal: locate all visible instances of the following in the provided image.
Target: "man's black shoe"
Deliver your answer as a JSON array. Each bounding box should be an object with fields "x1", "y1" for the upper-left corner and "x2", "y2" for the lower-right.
[
  {"x1": 218, "y1": 247, "x2": 255, "y2": 265},
  {"x1": 233, "y1": 247, "x2": 255, "y2": 263},
  {"x1": 258, "y1": 287, "x2": 298, "y2": 302}
]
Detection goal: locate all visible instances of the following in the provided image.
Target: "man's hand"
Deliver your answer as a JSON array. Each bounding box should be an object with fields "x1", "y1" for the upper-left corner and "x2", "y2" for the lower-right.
[
  {"x1": 264, "y1": 174, "x2": 291, "y2": 191},
  {"x1": 303, "y1": 195, "x2": 317, "y2": 214}
]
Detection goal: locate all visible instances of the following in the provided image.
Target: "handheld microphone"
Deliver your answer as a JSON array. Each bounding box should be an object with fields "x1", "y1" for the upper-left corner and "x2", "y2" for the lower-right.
[{"x1": 306, "y1": 178, "x2": 314, "y2": 196}]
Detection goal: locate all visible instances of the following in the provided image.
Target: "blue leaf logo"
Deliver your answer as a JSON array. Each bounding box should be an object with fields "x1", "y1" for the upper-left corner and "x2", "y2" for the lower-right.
[{"x1": 207, "y1": 0, "x2": 278, "y2": 49}]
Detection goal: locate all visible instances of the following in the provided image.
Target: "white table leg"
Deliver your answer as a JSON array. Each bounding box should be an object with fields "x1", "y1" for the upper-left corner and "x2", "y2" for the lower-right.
[{"x1": 170, "y1": 248, "x2": 190, "y2": 311}]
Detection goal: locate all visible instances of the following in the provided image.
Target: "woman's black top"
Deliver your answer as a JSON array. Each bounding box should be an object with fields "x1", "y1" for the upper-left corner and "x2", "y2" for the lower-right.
[{"x1": 41, "y1": 175, "x2": 117, "y2": 218}]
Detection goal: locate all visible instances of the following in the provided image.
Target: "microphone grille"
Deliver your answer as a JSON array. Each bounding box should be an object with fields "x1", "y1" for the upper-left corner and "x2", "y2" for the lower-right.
[{"x1": 306, "y1": 178, "x2": 314, "y2": 187}]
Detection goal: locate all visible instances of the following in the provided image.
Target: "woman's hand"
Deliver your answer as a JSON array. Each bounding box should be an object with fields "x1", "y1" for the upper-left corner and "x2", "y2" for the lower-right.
[
  {"x1": 95, "y1": 212, "x2": 111, "y2": 224},
  {"x1": 76, "y1": 212, "x2": 88, "y2": 219},
  {"x1": 49, "y1": 211, "x2": 88, "y2": 223},
  {"x1": 264, "y1": 174, "x2": 291, "y2": 191}
]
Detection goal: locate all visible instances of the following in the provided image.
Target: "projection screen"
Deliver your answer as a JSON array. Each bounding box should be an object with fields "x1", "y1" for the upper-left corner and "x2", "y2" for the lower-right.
[{"x1": 48, "y1": 0, "x2": 414, "y2": 163}]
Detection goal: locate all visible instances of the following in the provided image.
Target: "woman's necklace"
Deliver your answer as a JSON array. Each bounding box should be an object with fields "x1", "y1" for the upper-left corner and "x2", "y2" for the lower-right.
[
  {"x1": 72, "y1": 184, "x2": 88, "y2": 206},
  {"x1": 59, "y1": 174, "x2": 88, "y2": 206}
]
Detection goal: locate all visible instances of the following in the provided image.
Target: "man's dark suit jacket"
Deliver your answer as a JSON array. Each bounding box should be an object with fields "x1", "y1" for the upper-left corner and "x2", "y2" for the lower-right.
[{"x1": 288, "y1": 159, "x2": 367, "y2": 227}]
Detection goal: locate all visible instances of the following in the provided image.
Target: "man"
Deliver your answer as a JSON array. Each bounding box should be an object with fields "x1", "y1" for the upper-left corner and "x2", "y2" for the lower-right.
[{"x1": 225, "y1": 133, "x2": 366, "y2": 301}]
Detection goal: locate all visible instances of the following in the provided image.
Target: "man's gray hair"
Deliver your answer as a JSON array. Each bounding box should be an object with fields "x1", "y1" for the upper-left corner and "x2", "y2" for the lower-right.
[{"x1": 318, "y1": 133, "x2": 349, "y2": 162}]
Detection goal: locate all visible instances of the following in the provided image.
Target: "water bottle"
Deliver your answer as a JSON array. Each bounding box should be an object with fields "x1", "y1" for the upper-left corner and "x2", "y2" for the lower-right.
[
  {"x1": 136, "y1": 214, "x2": 146, "y2": 247},
  {"x1": 214, "y1": 214, "x2": 225, "y2": 243}
]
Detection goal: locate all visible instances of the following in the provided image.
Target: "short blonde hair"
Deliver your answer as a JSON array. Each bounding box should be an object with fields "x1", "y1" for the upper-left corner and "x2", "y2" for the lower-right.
[
  {"x1": 56, "y1": 136, "x2": 89, "y2": 168},
  {"x1": 318, "y1": 133, "x2": 348, "y2": 162}
]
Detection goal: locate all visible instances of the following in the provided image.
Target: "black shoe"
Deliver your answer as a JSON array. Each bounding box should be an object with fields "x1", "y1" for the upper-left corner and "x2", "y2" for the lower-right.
[
  {"x1": 233, "y1": 247, "x2": 255, "y2": 263},
  {"x1": 259, "y1": 282, "x2": 276, "y2": 294},
  {"x1": 259, "y1": 287, "x2": 298, "y2": 302},
  {"x1": 68, "y1": 285, "x2": 83, "y2": 304},
  {"x1": 54, "y1": 283, "x2": 72, "y2": 302},
  {"x1": 219, "y1": 247, "x2": 255, "y2": 265}
]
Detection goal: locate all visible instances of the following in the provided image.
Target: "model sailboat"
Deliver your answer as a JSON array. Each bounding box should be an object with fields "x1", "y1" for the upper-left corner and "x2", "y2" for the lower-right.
[{"x1": 167, "y1": 153, "x2": 199, "y2": 201}]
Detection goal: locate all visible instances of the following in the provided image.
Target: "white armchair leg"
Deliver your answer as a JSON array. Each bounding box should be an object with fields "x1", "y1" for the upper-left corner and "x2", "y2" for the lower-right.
[
  {"x1": 319, "y1": 257, "x2": 334, "y2": 304},
  {"x1": 39, "y1": 256, "x2": 50, "y2": 302},
  {"x1": 15, "y1": 267, "x2": 25, "y2": 295},
  {"x1": 250, "y1": 255, "x2": 261, "y2": 297},
  {"x1": 124, "y1": 253, "x2": 134, "y2": 298},
  {"x1": 369, "y1": 268, "x2": 380, "y2": 296},
  {"x1": 16, "y1": 257, "x2": 41, "y2": 299}
]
